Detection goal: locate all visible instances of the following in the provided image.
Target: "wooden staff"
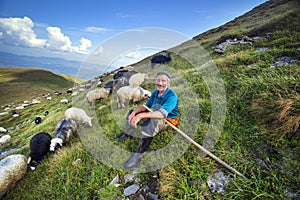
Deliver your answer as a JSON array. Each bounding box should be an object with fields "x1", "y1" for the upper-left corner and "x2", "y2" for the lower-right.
[{"x1": 143, "y1": 105, "x2": 249, "y2": 180}]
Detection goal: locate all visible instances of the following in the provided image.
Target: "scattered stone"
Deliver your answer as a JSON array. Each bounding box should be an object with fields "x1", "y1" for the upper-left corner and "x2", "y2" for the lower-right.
[
  {"x1": 255, "y1": 47, "x2": 269, "y2": 53},
  {"x1": 207, "y1": 170, "x2": 231, "y2": 193},
  {"x1": 123, "y1": 184, "x2": 140, "y2": 196},
  {"x1": 270, "y1": 56, "x2": 297, "y2": 68},
  {"x1": 72, "y1": 158, "x2": 82, "y2": 166},
  {"x1": 213, "y1": 37, "x2": 253, "y2": 53},
  {"x1": 0, "y1": 148, "x2": 20, "y2": 159},
  {"x1": 124, "y1": 173, "x2": 140, "y2": 184},
  {"x1": 148, "y1": 192, "x2": 159, "y2": 200},
  {"x1": 108, "y1": 174, "x2": 119, "y2": 186}
]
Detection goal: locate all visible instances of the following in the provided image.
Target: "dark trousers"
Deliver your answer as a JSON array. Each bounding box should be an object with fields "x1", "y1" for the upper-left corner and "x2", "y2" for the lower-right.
[{"x1": 124, "y1": 109, "x2": 165, "y2": 153}]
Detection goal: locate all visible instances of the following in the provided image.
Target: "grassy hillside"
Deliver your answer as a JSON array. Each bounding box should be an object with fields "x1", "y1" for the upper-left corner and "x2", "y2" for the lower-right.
[
  {"x1": 0, "y1": 68, "x2": 75, "y2": 105},
  {"x1": 194, "y1": 0, "x2": 300, "y2": 50},
  {"x1": 0, "y1": 0, "x2": 299, "y2": 199}
]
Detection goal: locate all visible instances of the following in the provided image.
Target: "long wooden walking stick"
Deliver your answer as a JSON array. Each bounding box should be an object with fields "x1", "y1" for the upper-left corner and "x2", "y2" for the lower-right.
[{"x1": 143, "y1": 105, "x2": 249, "y2": 180}]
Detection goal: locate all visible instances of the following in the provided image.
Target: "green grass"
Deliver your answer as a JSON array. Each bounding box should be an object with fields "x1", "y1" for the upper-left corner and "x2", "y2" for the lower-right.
[
  {"x1": 1, "y1": 0, "x2": 300, "y2": 199},
  {"x1": 0, "y1": 68, "x2": 74, "y2": 105}
]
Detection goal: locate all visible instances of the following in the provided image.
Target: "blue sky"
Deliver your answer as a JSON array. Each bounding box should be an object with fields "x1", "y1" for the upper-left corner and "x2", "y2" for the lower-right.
[{"x1": 0, "y1": 0, "x2": 267, "y2": 63}]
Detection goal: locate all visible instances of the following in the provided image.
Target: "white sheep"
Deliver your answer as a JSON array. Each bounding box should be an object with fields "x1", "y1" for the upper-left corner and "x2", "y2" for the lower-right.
[
  {"x1": 0, "y1": 112, "x2": 8, "y2": 116},
  {"x1": 0, "y1": 127, "x2": 7, "y2": 133},
  {"x1": 32, "y1": 99, "x2": 41, "y2": 104},
  {"x1": 15, "y1": 106, "x2": 24, "y2": 110},
  {"x1": 85, "y1": 88, "x2": 110, "y2": 105},
  {"x1": 116, "y1": 86, "x2": 151, "y2": 109},
  {"x1": 46, "y1": 96, "x2": 52, "y2": 100},
  {"x1": 0, "y1": 154, "x2": 27, "y2": 198},
  {"x1": 60, "y1": 99, "x2": 68, "y2": 104},
  {"x1": 0, "y1": 135, "x2": 11, "y2": 146},
  {"x1": 71, "y1": 91, "x2": 79, "y2": 97},
  {"x1": 129, "y1": 73, "x2": 149, "y2": 86},
  {"x1": 64, "y1": 107, "x2": 93, "y2": 127}
]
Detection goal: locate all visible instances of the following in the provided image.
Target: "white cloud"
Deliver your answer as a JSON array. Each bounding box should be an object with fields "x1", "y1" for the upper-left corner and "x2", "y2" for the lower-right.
[
  {"x1": 124, "y1": 51, "x2": 141, "y2": 59},
  {"x1": 0, "y1": 16, "x2": 46, "y2": 48},
  {"x1": 85, "y1": 26, "x2": 110, "y2": 33},
  {"x1": 0, "y1": 16, "x2": 92, "y2": 55},
  {"x1": 78, "y1": 37, "x2": 92, "y2": 54}
]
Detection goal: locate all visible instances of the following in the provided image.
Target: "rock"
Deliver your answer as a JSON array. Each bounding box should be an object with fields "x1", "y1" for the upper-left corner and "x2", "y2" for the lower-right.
[
  {"x1": 207, "y1": 170, "x2": 231, "y2": 193},
  {"x1": 123, "y1": 184, "x2": 140, "y2": 196},
  {"x1": 255, "y1": 47, "x2": 269, "y2": 53},
  {"x1": 270, "y1": 56, "x2": 297, "y2": 68},
  {"x1": 148, "y1": 192, "x2": 159, "y2": 200},
  {"x1": 108, "y1": 174, "x2": 119, "y2": 186},
  {"x1": 124, "y1": 174, "x2": 140, "y2": 184}
]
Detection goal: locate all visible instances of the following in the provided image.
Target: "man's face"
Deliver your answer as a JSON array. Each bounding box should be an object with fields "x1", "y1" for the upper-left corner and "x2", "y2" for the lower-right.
[{"x1": 156, "y1": 74, "x2": 170, "y2": 92}]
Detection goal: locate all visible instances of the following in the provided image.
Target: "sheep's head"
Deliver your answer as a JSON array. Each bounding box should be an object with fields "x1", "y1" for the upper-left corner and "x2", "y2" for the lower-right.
[
  {"x1": 27, "y1": 157, "x2": 40, "y2": 171},
  {"x1": 50, "y1": 138, "x2": 63, "y2": 151},
  {"x1": 83, "y1": 117, "x2": 92, "y2": 127},
  {"x1": 143, "y1": 90, "x2": 152, "y2": 100}
]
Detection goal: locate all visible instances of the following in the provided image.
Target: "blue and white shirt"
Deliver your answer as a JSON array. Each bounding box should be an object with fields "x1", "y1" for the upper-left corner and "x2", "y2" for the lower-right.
[{"x1": 145, "y1": 87, "x2": 178, "y2": 119}]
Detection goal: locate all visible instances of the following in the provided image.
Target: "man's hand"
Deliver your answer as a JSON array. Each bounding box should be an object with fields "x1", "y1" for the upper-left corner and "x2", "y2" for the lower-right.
[{"x1": 129, "y1": 115, "x2": 141, "y2": 128}]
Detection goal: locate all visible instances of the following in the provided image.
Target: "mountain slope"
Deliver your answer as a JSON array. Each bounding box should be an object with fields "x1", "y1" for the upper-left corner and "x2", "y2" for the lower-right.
[
  {"x1": 194, "y1": 0, "x2": 300, "y2": 47},
  {"x1": 0, "y1": 0, "x2": 299, "y2": 199},
  {"x1": 0, "y1": 68, "x2": 74, "y2": 105}
]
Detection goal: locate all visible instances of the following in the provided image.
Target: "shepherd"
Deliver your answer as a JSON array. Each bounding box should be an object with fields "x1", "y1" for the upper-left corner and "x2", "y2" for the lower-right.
[{"x1": 117, "y1": 71, "x2": 179, "y2": 169}]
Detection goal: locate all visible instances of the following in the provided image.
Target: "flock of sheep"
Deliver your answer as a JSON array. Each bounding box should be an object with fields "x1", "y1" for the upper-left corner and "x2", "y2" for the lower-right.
[{"x1": 0, "y1": 67, "x2": 153, "y2": 198}]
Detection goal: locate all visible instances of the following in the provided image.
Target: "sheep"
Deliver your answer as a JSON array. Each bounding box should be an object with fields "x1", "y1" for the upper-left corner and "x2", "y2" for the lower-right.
[
  {"x1": 50, "y1": 118, "x2": 77, "y2": 152},
  {"x1": 0, "y1": 154, "x2": 27, "y2": 198},
  {"x1": 32, "y1": 99, "x2": 41, "y2": 104},
  {"x1": 71, "y1": 91, "x2": 79, "y2": 97},
  {"x1": 34, "y1": 116, "x2": 42, "y2": 124},
  {"x1": 129, "y1": 73, "x2": 149, "y2": 86},
  {"x1": 85, "y1": 88, "x2": 110, "y2": 105},
  {"x1": 64, "y1": 107, "x2": 93, "y2": 127},
  {"x1": 27, "y1": 132, "x2": 52, "y2": 170},
  {"x1": 15, "y1": 106, "x2": 24, "y2": 110},
  {"x1": 45, "y1": 110, "x2": 49, "y2": 116},
  {"x1": 0, "y1": 127, "x2": 7, "y2": 133},
  {"x1": 0, "y1": 111, "x2": 8, "y2": 116},
  {"x1": 116, "y1": 86, "x2": 152, "y2": 109},
  {"x1": 60, "y1": 99, "x2": 68, "y2": 104},
  {"x1": 0, "y1": 135, "x2": 11, "y2": 146},
  {"x1": 46, "y1": 96, "x2": 52, "y2": 100}
]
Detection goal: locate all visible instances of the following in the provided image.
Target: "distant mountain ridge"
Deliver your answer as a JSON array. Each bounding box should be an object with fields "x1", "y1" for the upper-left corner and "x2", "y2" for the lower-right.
[{"x1": 0, "y1": 51, "x2": 82, "y2": 77}]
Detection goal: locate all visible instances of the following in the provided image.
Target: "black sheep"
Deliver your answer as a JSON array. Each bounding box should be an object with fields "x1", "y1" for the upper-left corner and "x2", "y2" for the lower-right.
[
  {"x1": 35, "y1": 116, "x2": 42, "y2": 124},
  {"x1": 151, "y1": 55, "x2": 171, "y2": 68},
  {"x1": 27, "y1": 132, "x2": 52, "y2": 170}
]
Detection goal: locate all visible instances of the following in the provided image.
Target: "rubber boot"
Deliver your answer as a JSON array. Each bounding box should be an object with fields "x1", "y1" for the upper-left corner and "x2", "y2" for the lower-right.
[{"x1": 124, "y1": 137, "x2": 153, "y2": 169}]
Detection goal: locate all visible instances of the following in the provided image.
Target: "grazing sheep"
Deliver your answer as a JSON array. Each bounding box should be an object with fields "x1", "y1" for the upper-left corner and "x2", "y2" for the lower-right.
[
  {"x1": 85, "y1": 88, "x2": 110, "y2": 105},
  {"x1": 50, "y1": 118, "x2": 77, "y2": 152},
  {"x1": 116, "y1": 86, "x2": 151, "y2": 108},
  {"x1": 60, "y1": 99, "x2": 68, "y2": 104},
  {"x1": 27, "y1": 132, "x2": 52, "y2": 170},
  {"x1": 71, "y1": 91, "x2": 79, "y2": 97},
  {"x1": 0, "y1": 154, "x2": 27, "y2": 198},
  {"x1": 0, "y1": 112, "x2": 8, "y2": 116},
  {"x1": 32, "y1": 99, "x2": 41, "y2": 104},
  {"x1": 46, "y1": 96, "x2": 52, "y2": 100},
  {"x1": 0, "y1": 135, "x2": 11, "y2": 146},
  {"x1": 65, "y1": 107, "x2": 93, "y2": 127},
  {"x1": 151, "y1": 54, "x2": 171, "y2": 68},
  {"x1": 15, "y1": 106, "x2": 24, "y2": 110},
  {"x1": 129, "y1": 73, "x2": 149, "y2": 86},
  {"x1": 45, "y1": 110, "x2": 49, "y2": 116},
  {"x1": 34, "y1": 116, "x2": 42, "y2": 124},
  {"x1": 0, "y1": 127, "x2": 7, "y2": 133}
]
